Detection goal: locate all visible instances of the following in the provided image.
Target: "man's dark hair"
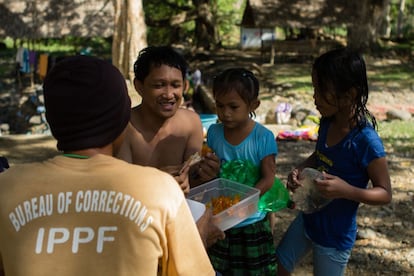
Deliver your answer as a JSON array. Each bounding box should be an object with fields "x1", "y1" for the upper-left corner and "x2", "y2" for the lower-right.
[{"x1": 133, "y1": 46, "x2": 188, "y2": 82}]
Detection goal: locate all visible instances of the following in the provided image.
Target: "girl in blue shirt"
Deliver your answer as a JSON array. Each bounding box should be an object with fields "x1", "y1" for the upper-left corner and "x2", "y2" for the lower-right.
[
  {"x1": 207, "y1": 68, "x2": 278, "y2": 275},
  {"x1": 276, "y1": 48, "x2": 392, "y2": 276}
]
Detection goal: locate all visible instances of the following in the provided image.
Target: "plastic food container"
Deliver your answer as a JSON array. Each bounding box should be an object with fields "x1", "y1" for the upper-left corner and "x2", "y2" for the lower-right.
[
  {"x1": 186, "y1": 199, "x2": 206, "y2": 222},
  {"x1": 188, "y1": 178, "x2": 260, "y2": 231}
]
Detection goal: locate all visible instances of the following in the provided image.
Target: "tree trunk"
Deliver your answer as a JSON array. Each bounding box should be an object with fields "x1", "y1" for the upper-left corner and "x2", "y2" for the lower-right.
[
  {"x1": 396, "y1": 0, "x2": 406, "y2": 39},
  {"x1": 347, "y1": 0, "x2": 389, "y2": 52},
  {"x1": 382, "y1": 2, "x2": 392, "y2": 39},
  {"x1": 112, "y1": 0, "x2": 147, "y2": 82},
  {"x1": 192, "y1": 0, "x2": 217, "y2": 50}
]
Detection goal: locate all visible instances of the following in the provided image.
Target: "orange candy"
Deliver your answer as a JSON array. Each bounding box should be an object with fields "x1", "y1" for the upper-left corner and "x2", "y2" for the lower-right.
[
  {"x1": 207, "y1": 195, "x2": 241, "y2": 215},
  {"x1": 201, "y1": 144, "x2": 213, "y2": 157}
]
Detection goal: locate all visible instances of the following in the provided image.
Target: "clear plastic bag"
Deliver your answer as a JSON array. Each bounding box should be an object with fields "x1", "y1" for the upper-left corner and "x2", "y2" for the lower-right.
[{"x1": 291, "y1": 167, "x2": 331, "y2": 213}]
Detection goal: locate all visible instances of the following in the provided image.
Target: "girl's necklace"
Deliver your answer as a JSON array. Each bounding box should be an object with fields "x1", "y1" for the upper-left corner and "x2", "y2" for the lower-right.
[{"x1": 62, "y1": 153, "x2": 89, "y2": 159}]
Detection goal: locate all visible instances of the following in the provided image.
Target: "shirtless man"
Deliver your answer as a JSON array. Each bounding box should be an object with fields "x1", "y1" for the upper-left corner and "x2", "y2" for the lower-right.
[{"x1": 117, "y1": 46, "x2": 220, "y2": 193}]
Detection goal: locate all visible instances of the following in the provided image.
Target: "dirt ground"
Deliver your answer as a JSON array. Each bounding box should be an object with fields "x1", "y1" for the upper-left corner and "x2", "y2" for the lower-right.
[
  {"x1": 1, "y1": 122, "x2": 413, "y2": 276},
  {"x1": 1, "y1": 132, "x2": 413, "y2": 275},
  {"x1": 1, "y1": 49, "x2": 413, "y2": 275}
]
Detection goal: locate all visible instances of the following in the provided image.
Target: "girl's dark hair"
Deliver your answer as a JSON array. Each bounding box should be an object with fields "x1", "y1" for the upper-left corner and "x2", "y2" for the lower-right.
[
  {"x1": 212, "y1": 68, "x2": 259, "y2": 118},
  {"x1": 313, "y1": 47, "x2": 377, "y2": 129},
  {"x1": 133, "y1": 46, "x2": 188, "y2": 81}
]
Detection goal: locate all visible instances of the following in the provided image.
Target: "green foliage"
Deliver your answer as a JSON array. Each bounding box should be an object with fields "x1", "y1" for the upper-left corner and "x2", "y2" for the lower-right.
[
  {"x1": 2, "y1": 37, "x2": 15, "y2": 48},
  {"x1": 144, "y1": 0, "x2": 189, "y2": 20},
  {"x1": 215, "y1": 0, "x2": 246, "y2": 46},
  {"x1": 143, "y1": 0, "x2": 246, "y2": 47},
  {"x1": 388, "y1": 0, "x2": 414, "y2": 38},
  {"x1": 321, "y1": 26, "x2": 347, "y2": 38},
  {"x1": 1, "y1": 36, "x2": 111, "y2": 58},
  {"x1": 144, "y1": 0, "x2": 194, "y2": 45}
]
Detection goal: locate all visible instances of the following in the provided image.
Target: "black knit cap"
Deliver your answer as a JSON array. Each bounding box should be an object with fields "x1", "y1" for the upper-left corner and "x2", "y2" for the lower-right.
[{"x1": 43, "y1": 55, "x2": 131, "y2": 151}]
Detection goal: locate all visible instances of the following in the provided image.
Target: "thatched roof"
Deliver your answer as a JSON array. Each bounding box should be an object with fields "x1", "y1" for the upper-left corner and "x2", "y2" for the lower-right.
[
  {"x1": 0, "y1": 1, "x2": 114, "y2": 39},
  {"x1": 241, "y1": 0, "x2": 357, "y2": 28}
]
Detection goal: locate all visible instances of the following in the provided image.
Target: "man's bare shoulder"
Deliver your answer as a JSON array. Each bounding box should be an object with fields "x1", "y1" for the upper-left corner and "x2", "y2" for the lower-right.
[
  {"x1": 124, "y1": 121, "x2": 140, "y2": 136},
  {"x1": 175, "y1": 108, "x2": 202, "y2": 123}
]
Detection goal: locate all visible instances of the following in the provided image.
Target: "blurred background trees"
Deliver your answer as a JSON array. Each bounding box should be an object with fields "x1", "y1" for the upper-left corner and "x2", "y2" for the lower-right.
[{"x1": 0, "y1": 0, "x2": 413, "y2": 82}]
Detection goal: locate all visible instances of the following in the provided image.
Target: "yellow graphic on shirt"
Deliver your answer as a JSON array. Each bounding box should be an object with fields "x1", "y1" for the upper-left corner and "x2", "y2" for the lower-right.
[
  {"x1": 316, "y1": 150, "x2": 332, "y2": 172},
  {"x1": 9, "y1": 190, "x2": 153, "y2": 232},
  {"x1": 35, "y1": 226, "x2": 118, "y2": 254}
]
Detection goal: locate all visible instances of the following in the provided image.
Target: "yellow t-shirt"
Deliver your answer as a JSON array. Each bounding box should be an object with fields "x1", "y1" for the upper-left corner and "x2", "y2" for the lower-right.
[{"x1": 0, "y1": 155, "x2": 214, "y2": 276}]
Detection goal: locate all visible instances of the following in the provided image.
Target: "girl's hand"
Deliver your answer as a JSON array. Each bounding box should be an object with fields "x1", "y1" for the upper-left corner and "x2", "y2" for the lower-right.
[
  {"x1": 287, "y1": 168, "x2": 302, "y2": 192},
  {"x1": 314, "y1": 172, "x2": 350, "y2": 199}
]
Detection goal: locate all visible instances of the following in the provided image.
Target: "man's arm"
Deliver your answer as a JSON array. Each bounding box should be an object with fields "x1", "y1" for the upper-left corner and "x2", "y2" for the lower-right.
[
  {"x1": 182, "y1": 110, "x2": 204, "y2": 162},
  {"x1": 172, "y1": 109, "x2": 220, "y2": 188},
  {"x1": 166, "y1": 199, "x2": 216, "y2": 274},
  {"x1": 196, "y1": 208, "x2": 225, "y2": 248}
]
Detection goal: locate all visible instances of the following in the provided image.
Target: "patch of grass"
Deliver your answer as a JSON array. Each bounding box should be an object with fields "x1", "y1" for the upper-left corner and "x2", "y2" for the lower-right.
[
  {"x1": 268, "y1": 63, "x2": 313, "y2": 93},
  {"x1": 277, "y1": 75, "x2": 312, "y2": 91},
  {"x1": 378, "y1": 120, "x2": 414, "y2": 139},
  {"x1": 284, "y1": 79, "x2": 312, "y2": 93},
  {"x1": 265, "y1": 55, "x2": 414, "y2": 98},
  {"x1": 368, "y1": 63, "x2": 413, "y2": 84},
  {"x1": 378, "y1": 120, "x2": 414, "y2": 155}
]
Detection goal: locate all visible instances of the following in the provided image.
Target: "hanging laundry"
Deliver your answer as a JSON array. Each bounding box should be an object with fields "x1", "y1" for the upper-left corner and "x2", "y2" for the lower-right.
[
  {"x1": 15, "y1": 47, "x2": 24, "y2": 65},
  {"x1": 38, "y1": 54, "x2": 49, "y2": 80},
  {"x1": 29, "y1": 51, "x2": 37, "y2": 71},
  {"x1": 16, "y1": 47, "x2": 30, "y2": 73}
]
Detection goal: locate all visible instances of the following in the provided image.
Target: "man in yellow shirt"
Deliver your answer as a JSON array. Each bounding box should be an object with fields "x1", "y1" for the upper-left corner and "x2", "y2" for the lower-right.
[{"x1": 0, "y1": 56, "x2": 215, "y2": 276}]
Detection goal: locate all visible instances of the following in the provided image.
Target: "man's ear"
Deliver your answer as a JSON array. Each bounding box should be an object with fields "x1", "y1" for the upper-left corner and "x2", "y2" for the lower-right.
[
  {"x1": 183, "y1": 79, "x2": 190, "y2": 94},
  {"x1": 133, "y1": 78, "x2": 144, "y2": 97}
]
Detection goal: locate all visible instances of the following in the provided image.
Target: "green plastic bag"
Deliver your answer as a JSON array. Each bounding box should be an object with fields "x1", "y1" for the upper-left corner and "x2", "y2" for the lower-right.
[
  {"x1": 220, "y1": 160, "x2": 293, "y2": 212},
  {"x1": 258, "y1": 178, "x2": 293, "y2": 212}
]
